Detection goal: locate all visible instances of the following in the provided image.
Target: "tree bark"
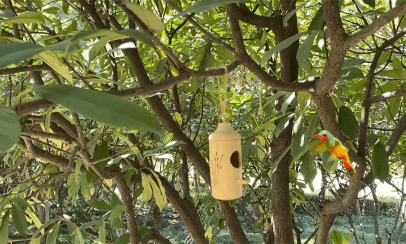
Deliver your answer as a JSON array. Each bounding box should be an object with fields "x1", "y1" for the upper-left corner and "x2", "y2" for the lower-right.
[
  {"x1": 316, "y1": 214, "x2": 337, "y2": 244},
  {"x1": 270, "y1": 122, "x2": 294, "y2": 244},
  {"x1": 268, "y1": 1, "x2": 299, "y2": 243}
]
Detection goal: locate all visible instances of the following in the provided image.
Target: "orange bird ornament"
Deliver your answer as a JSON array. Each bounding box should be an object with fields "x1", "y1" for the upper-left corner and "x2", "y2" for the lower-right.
[{"x1": 311, "y1": 130, "x2": 355, "y2": 173}]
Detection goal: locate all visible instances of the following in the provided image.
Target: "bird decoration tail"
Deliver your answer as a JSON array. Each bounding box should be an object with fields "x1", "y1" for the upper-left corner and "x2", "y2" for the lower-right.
[
  {"x1": 330, "y1": 145, "x2": 355, "y2": 173},
  {"x1": 342, "y1": 156, "x2": 355, "y2": 173}
]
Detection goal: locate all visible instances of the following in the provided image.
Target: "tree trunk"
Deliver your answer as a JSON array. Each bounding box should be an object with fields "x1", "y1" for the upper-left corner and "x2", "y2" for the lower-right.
[
  {"x1": 315, "y1": 214, "x2": 337, "y2": 244},
  {"x1": 270, "y1": 122, "x2": 294, "y2": 244},
  {"x1": 269, "y1": 0, "x2": 299, "y2": 243}
]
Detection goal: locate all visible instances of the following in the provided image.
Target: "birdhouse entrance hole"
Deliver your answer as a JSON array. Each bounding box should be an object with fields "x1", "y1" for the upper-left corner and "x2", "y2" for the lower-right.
[{"x1": 230, "y1": 151, "x2": 240, "y2": 168}]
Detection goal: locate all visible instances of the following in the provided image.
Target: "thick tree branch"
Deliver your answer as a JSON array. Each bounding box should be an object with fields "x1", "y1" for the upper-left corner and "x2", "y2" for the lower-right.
[
  {"x1": 7, "y1": 220, "x2": 60, "y2": 242},
  {"x1": 115, "y1": 175, "x2": 140, "y2": 244},
  {"x1": 109, "y1": 59, "x2": 241, "y2": 98},
  {"x1": 366, "y1": 91, "x2": 406, "y2": 104},
  {"x1": 229, "y1": 3, "x2": 281, "y2": 30},
  {"x1": 165, "y1": 0, "x2": 234, "y2": 52},
  {"x1": 17, "y1": 140, "x2": 71, "y2": 170},
  {"x1": 111, "y1": 0, "x2": 187, "y2": 72},
  {"x1": 323, "y1": 0, "x2": 347, "y2": 43},
  {"x1": 76, "y1": 0, "x2": 107, "y2": 29},
  {"x1": 314, "y1": 1, "x2": 348, "y2": 94},
  {"x1": 21, "y1": 128, "x2": 75, "y2": 144},
  {"x1": 359, "y1": 31, "x2": 406, "y2": 156},
  {"x1": 227, "y1": 4, "x2": 314, "y2": 92},
  {"x1": 14, "y1": 99, "x2": 54, "y2": 117},
  {"x1": 57, "y1": 214, "x2": 113, "y2": 244},
  {"x1": 0, "y1": 64, "x2": 50, "y2": 75},
  {"x1": 345, "y1": 1, "x2": 406, "y2": 48},
  {"x1": 386, "y1": 113, "x2": 406, "y2": 156}
]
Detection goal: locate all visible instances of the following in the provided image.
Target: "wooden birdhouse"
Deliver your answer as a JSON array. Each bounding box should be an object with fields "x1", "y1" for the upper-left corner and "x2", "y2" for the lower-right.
[{"x1": 209, "y1": 122, "x2": 243, "y2": 200}]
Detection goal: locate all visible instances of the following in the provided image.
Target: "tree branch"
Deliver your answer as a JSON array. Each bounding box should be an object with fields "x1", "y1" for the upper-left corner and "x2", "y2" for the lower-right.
[
  {"x1": 359, "y1": 31, "x2": 406, "y2": 156},
  {"x1": 385, "y1": 113, "x2": 406, "y2": 156},
  {"x1": 228, "y1": 3, "x2": 281, "y2": 30},
  {"x1": 14, "y1": 99, "x2": 53, "y2": 117},
  {"x1": 314, "y1": 1, "x2": 348, "y2": 94},
  {"x1": 366, "y1": 91, "x2": 406, "y2": 104},
  {"x1": 345, "y1": 1, "x2": 406, "y2": 48},
  {"x1": 109, "y1": 59, "x2": 241, "y2": 98},
  {"x1": 21, "y1": 128, "x2": 75, "y2": 144},
  {"x1": 57, "y1": 214, "x2": 113, "y2": 244},
  {"x1": 227, "y1": 4, "x2": 314, "y2": 92},
  {"x1": 111, "y1": 0, "x2": 187, "y2": 72},
  {"x1": 0, "y1": 64, "x2": 50, "y2": 75},
  {"x1": 165, "y1": 0, "x2": 234, "y2": 52}
]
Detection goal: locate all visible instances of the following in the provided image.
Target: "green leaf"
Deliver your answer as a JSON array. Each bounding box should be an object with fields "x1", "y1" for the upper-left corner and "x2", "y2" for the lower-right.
[
  {"x1": 43, "y1": 7, "x2": 60, "y2": 14},
  {"x1": 12, "y1": 204, "x2": 28, "y2": 236},
  {"x1": 385, "y1": 98, "x2": 401, "y2": 121},
  {"x1": 300, "y1": 153, "x2": 317, "y2": 185},
  {"x1": 338, "y1": 106, "x2": 360, "y2": 140},
  {"x1": 0, "y1": 41, "x2": 75, "y2": 69},
  {"x1": 62, "y1": 1, "x2": 69, "y2": 14},
  {"x1": 14, "y1": 197, "x2": 29, "y2": 210},
  {"x1": 32, "y1": 218, "x2": 59, "y2": 238},
  {"x1": 379, "y1": 69, "x2": 406, "y2": 80},
  {"x1": 283, "y1": 2, "x2": 306, "y2": 26},
  {"x1": 331, "y1": 229, "x2": 350, "y2": 244},
  {"x1": 173, "y1": 0, "x2": 249, "y2": 19},
  {"x1": 339, "y1": 67, "x2": 364, "y2": 80},
  {"x1": 2, "y1": 12, "x2": 45, "y2": 25},
  {"x1": 173, "y1": 112, "x2": 182, "y2": 126},
  {"x1": 376, "y1": 52, "x2": 391, "y2": 68},
  {"x1": 88, "y1": 200, "x2": 112, "y2": 212},
  {"x1": 34, "y1": 85, "x2": 162, "y2": 135},
  {"x1": 141, "y1": 173, "x2": 153, "y2": 203},
  {"x1": 38, "y1": 51, "x2": 74, "y2": 84},
  {"x1": 0, "y1": 107, "x2": 21, "y2": 153},
  {"x1": 291, "y1": 127, "x2": 306, "y2": 159},
  {"x1": 137, "y1": 226, "x2": 150, "y2": 238},
  {"x1": 148, "y1": 176, "x2": 167, "y2": 211},
  {"x1": 362, "y1": 0, "x2": 375, "y2": 8},
  {"x1": 281, "y1": 92, "x2": 296, "y2": 114},
  {"x1": 163, "y1": 133, "x2": 174, "y2": 144},
  {"x1": 297, "y1": 32, "x2": 316, "y2": 71},
  {"x1": 93, "y1": 141, "x2": 109, "y2": 170},
  {"x1": 125, "y1": 3, "x2": 165, "y2": 33},
  {"x1": 341, "y1": 58, "x2": 367, "y2": 70},
  {"x1": 262, "y1": 32, "x2": 309, "y2": 64},
  {"x1": 321, "y1": 151, "x2": 338, "y2": 172},
  {"x1": 99, "y1": 222, "x2": 106, "y2": 244},
  {"x1": 372, "y1": 141, "x2": 389, "y2": 181},
  {"x1": 71, "y1": 29, "x2": 155, "y2": 49},
  {"x1": 274, "y1": 113, "x2": 294, "y2": 137},
  {"x1": 110, "y1": 205, "x2": 125, "y2": 219},
  {"x1": 308, "y1": 6, "x2": 324, "y2": 31},
  {"x1": 111, "y1": 194, "x2": 123, "y2": 207},
  {"x1": 0, "y1": 211, "x2": 9, "y2": 244},
  {"x1": 155, "y1": 58, "x2": 167, "y2": 75},
  {"x1": 114, "y1": 234, "x2": 130, "y2": 244},
  {"x1": 110, "y1": 217, "x2": 125, "y2": 230},
  {"x1": 72, "y1": 228, "x2": 85, "y2": 244},
  {"x1": 46, "y1": 223, "x2": 61, "y2": 244},
  {"x1": 133, "y1": 186, "x2": 144, "y2": 200}
]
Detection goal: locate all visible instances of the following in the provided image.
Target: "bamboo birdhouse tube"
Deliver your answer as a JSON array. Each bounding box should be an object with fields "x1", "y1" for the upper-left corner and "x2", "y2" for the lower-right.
[{"x1": 209, "y1": 122, "x2": 243, "y2": 200}]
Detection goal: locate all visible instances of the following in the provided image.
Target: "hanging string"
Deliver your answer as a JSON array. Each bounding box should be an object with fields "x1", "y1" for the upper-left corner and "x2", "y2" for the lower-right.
[
  {"x1": 218, "y1": 68, "x2": 229, "y2": 122},
  {"x1": 257, "y1": 82, "x2": 263, "y2": 117}
]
